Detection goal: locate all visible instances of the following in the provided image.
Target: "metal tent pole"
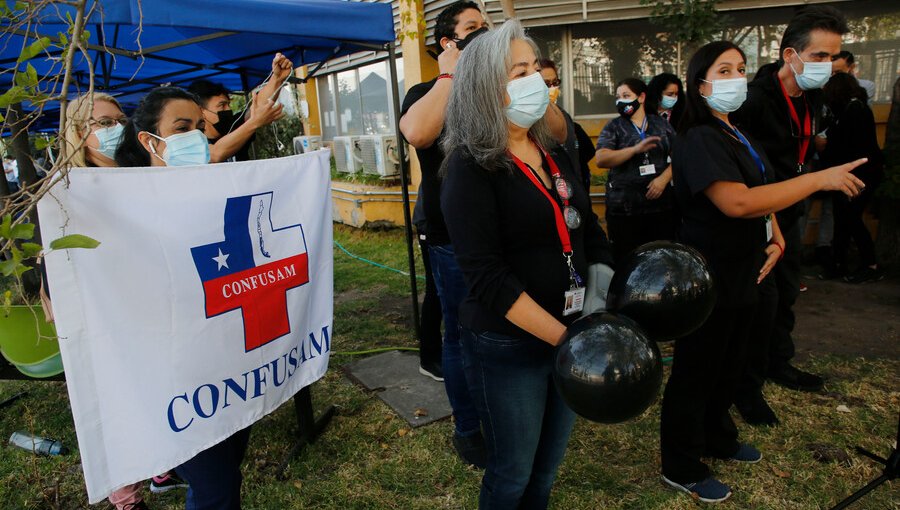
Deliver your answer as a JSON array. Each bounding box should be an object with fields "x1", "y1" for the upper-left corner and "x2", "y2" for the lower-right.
[{"x1": 386, "y1": 41, "x2": 421, "y2": 340}]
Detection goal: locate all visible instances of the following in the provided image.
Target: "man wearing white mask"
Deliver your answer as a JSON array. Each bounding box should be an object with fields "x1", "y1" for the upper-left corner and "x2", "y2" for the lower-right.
[{"x1": 731, "y1": 5, "x2": 849, "y2": 427}]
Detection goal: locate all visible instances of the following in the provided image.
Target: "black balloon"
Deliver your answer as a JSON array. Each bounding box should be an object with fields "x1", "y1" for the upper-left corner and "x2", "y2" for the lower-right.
[
  {"x1": 554, "y1": 312, "x2": 663, "y2": 424},
  {"x1": 607, "y1": 241, "x2": 716, "y2": 342}
]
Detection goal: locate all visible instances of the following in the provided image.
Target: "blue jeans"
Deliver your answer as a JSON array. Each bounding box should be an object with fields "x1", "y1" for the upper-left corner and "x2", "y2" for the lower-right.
[
  {"x1": 174, "y1": 426, "x2": 252, "y2": 510},
  {"x1": 429, "y1": 244, "x2": 480, "y2": 436},
  {"x1": 460, "y1": 328, "x2": 576, "y2": 510}
]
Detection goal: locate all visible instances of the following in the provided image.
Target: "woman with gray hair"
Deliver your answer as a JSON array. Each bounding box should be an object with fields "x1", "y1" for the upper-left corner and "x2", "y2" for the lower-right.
[{"x1": 441, "y1": 19, "x2": 613, "y2": 509}]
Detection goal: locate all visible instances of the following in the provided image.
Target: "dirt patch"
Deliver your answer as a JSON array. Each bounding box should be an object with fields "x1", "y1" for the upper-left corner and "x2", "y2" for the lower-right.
[
  {"x1": 792, "y1": 271, "x2": 900, "y2": 360},
  {"x1": 338, "y1": 268, "x2": 900, "y2": 361}
]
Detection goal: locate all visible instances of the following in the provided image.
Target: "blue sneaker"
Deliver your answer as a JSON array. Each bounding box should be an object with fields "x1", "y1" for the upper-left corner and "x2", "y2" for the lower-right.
[
  {"x1": 730, "y1": 443, "x2": 762, "y2": 463},
  {"x1": 662, "y1": 475, "x2": 732, "y2": 503}
]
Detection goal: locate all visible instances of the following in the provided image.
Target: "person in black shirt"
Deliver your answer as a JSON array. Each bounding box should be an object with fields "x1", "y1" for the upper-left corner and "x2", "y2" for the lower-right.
[
  {"x1": 539, "y1": 58, "x2": 595, "y2": 191},
  {"x1": 441, "y1": 20, "x2": 612, "y2": 509},
  {"x1": 661, "y1": 41, "x2": 865, "y2": 504},
  {"x1": 399, "y1": 1, "x2": 568, "y2": 470},
  {"x1": 731, "y1": 5, "x2": 849, "y2": 425},
  {"x1": 646, "y1": 72, "x2": 685, "y2": 127},
  {"x1": 596, "y1": 78, "x2": 677, "y2": 264},
  {"x1": 821, "y1": 72, "x2": 885, "y2": 283}
]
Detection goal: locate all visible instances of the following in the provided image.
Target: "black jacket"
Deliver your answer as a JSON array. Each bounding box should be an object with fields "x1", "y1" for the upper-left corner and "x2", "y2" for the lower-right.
[{"x1": 732, "y1": 63, "x2": 827, "y2": 227}]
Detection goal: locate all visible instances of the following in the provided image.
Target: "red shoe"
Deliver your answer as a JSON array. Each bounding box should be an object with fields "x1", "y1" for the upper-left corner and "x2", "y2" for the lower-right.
[{"x1": 799, "y1": 282, "x2": 808, "y2": 293}]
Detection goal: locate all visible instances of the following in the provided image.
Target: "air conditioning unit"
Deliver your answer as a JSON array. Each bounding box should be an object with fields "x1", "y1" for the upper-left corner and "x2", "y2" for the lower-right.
[
  {"x1": 357, "y1": 135, "x2": 407, "y2": 178},
  {"x1": 293, "y1": 135, "x2": 321, "y2": 154},
  {"x1": 332, "y1": 136, "x2": 363, "y2": 174}
]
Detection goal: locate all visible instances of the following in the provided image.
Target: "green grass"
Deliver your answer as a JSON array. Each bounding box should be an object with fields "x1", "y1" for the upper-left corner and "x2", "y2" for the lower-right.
[{"x1": 1, "y1": 224, "x2": 898, "y2": 509}]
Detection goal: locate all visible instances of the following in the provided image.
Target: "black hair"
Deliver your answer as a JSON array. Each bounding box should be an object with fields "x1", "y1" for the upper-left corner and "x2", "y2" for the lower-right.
[
  {"x1": 434, "y1": 1, "x2": 481, "y2": 53},
  {"x1": 679, "y1": 41, "x2": 747, "y2": 135},
  {"x1": 539, "y1": 58, "x2": 558, "y2": 74},
  {"x1": 186, "y1": 79, "x2": 230, "y2": 104},
  {"x1": 646, "y1": 72, "x2": 685, "y2": 125},
  {"x1": 824, "y1": 72, "x2": 868, "y2": 112},
  {"x1": 616, "y1": 77, "x2": 647, "y2": 97},
  {"x1": 833, "y1": 50, "x2": 854, "y2": 65},
  {"x1": 780, "y1": 5, "x2": 849, "y2": 61},
  {"x1": 115, "y1": 87, "x2": 202, "y2": 168}
]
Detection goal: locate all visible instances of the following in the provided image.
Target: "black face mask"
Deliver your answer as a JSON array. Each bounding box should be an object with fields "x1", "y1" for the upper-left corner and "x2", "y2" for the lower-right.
[
  {"x1": 616, "y1": 99, "x2": 641, "y2": 118},
  {"x1": 212, "y1": 109, "x2": 240, "y2": 137},
  {"x1": 453, "y1": 26, "x2": 488, "y2": 51}
]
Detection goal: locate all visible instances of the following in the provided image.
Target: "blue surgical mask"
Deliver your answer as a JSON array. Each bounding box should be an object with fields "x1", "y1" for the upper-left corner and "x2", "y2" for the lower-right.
[
  {"x1": 148, "y1": 130, "x2": 210, "y2": 167},
  {"x1": 90, "y1": 124, "x2": 125, "y2": 160},
  {"x1": 701, "y1": 77, "x2": 747, "y2": 113},
  {"x1": 506, "y1": 72, "x2": 550, "y2": 129},
  {"x1": 788, "y1": 49, "x2": 832, "y2": 91},
  {"x1": 660, "y1": 95, "x2": 678, "y2": 110}
]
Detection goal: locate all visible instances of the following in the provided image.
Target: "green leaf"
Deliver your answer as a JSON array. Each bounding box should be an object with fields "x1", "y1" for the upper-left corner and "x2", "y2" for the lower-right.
[
  {"x1": 21, "y1": 242, "x2": 43, "y2": 258},
  {"x1": 0, "y1": 258, "x2": 18, "y2": 277},
  {"x1": 14, "y1": 264, "x2": 32, "y2": 277},
  {"x1": 0, "y1": 214, "x2": 12, "y2": 240},
  {"x1": 17, "y1": 37, "x2": 51, "y2": 63},
  {"x1": 26, "y1": 63, "x2": 37, "y2": 85},
  {"x1": 49, "y1": 234, "x2": 100, "y2": 250},
  {"x1": 34, "y1": 136, "x2": 53, "y2": 150},
  {"x1": 57, "y1": 32, "x2": 69, "y2": 47},
  {"x1": 0, "y1": 86, "x2": 28, "y2": 108},
  {"x1": 10, "y1": 222, "x2": 35, "y2": 240}
]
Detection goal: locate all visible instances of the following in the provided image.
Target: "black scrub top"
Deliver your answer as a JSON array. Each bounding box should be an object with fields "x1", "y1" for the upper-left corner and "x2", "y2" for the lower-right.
[
  {"x1": 596, "y1": 114, "x2": 675, "y2": 216},
  {"x1": 673, "y1": 123, "x2": 771, "y2": 308}
]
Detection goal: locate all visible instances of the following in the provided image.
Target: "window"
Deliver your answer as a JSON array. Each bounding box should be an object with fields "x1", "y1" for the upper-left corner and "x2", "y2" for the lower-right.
[
  {"x1": 316, "y1": 58, "x2": 405, "y2": 140},
  {"x1": 527, "y1": 3, "x2": 899, "y2": 118}
]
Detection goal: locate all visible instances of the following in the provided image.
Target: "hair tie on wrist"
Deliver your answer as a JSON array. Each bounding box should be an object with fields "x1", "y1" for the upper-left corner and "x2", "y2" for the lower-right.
[{"x1": 437, "y1": 73, "x2": 453, "y2": 81}]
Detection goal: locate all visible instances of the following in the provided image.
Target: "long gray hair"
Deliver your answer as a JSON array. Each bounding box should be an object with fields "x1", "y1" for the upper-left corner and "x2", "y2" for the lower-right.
[{"x1": 441, "y1": 19, "x2": 553, "y2": 173}]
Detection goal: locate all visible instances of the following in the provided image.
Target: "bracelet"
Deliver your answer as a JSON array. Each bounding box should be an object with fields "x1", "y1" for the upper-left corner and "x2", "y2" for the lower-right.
[
  {"x1": 771, "y1": 240, "x2": 784, "y2": 260},
  {"x1": 437, "y1": 73, "x2": 453, "y2": 81}
]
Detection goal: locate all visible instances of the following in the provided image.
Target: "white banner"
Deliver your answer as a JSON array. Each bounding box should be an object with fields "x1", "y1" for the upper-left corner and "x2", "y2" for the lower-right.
[{"x1": 38, "y1": 150, "x2": 333, "y2": 503}]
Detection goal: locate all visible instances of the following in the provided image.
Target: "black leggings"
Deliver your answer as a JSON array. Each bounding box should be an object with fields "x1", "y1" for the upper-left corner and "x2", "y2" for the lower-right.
[{"x1": 832, "y1": 189, "x2": 877, "y2": 269}]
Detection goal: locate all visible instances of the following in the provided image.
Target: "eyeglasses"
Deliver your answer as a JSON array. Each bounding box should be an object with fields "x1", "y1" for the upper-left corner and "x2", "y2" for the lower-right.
[
  {"x1": 544, "y1": 78, "x2": 561, "y2": 88},
  {"x1": 91, "y1": 117, "x2": 128, "y2": 128}
]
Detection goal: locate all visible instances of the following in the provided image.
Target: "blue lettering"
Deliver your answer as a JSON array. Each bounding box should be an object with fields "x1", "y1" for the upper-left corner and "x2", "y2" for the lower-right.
[
  {"x1": 271, "y1": 355, "x2": 287, "y2": 387},
  {"x1": 251, "y1": 364, "x2": 269, "y2": 398},
  {"x1": 167, "y1": 393, "x2": 194, "y2": 432},
  {"x1": 309, "y1": 325, "x2": 331, "y2": 356},
  {"x1": 287, "y1": 346, "x2": 299, "y2": 377},
  {"x1": 222, "y1": 373, "x2": 250, "y2": 409},
  {"x1": 193, "y1": 384, "x2": 219, "y2": 419}
]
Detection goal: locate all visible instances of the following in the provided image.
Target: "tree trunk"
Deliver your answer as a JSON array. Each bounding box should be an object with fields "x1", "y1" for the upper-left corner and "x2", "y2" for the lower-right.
[{"x1": 7, "y1": 103, "x2": 43, "y2": 297}]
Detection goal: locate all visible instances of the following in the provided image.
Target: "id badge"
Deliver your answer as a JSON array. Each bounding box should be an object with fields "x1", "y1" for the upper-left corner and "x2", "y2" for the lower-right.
[
  {"x1": 765, "y1": 214, "x2": 773, "y2": 242},
  {"x1": 563, "y1": 287, "x2": 586, "y2": 316},
  {"x1": 639, "y1": 163, "x2": 657, "y2": 176}
]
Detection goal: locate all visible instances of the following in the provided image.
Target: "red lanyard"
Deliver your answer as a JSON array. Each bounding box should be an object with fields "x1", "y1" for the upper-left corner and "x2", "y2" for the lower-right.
[
  {"x1": 507, "y1": 143, "x2": 572, "y2": 255},
  {"x1": 776, "y1": 75, "x2": 811, "y2": 170}
]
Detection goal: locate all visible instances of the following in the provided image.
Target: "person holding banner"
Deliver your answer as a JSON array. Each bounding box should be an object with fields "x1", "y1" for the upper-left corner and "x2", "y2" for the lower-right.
[
  {"x1": 440, "y1": 20, "x2": 613, "y2": 509},
  {"x1": 595, "y1": 77, "x2": 676, "y2": 265},
  {"x1": 115, "y1": 86, "x2": 249, "y2": 510},
  {"x1": 60, "y1": 93, "x2": 128, "y2": 169},
  {"x1": 188, "y1": 52, "x2": 291, "y2": 163},
  {"x1": 662, "y1": 40, "x2": 866, "y2": 503}
]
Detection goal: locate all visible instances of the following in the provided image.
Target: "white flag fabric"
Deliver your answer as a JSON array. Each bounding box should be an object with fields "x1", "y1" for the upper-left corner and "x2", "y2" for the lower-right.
[{"x1": 38, "y1": 150, "x2": 333, "y2": 503}]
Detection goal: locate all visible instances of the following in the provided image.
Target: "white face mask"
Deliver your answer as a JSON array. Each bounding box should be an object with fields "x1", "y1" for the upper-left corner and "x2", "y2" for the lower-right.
[
  {"x1": 701, "y1": 77, "x2": 748, "y2": 113},
  {"x1": 505, "y1": 72, "x2": 550, "y2": 129},
  {"x1": 788, "y1": 49, "x2": 832, "y2": 91},
  {"x1": 89, "y1": 123, "x2": 125, "y2": 160},
  {"x1": 147, "y1": 130, "x2": 210, "y2": 166}
]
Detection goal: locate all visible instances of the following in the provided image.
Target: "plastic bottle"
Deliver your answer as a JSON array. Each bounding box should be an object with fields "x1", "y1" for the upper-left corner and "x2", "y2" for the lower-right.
[{"x1": 8, "y1": 431, "x2": 68, "y2": 456}]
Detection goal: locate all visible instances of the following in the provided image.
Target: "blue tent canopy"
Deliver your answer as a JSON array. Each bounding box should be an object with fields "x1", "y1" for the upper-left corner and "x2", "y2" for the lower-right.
[{"x1": 1, "y1": 0, "x2": 395, "y2": 106}]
